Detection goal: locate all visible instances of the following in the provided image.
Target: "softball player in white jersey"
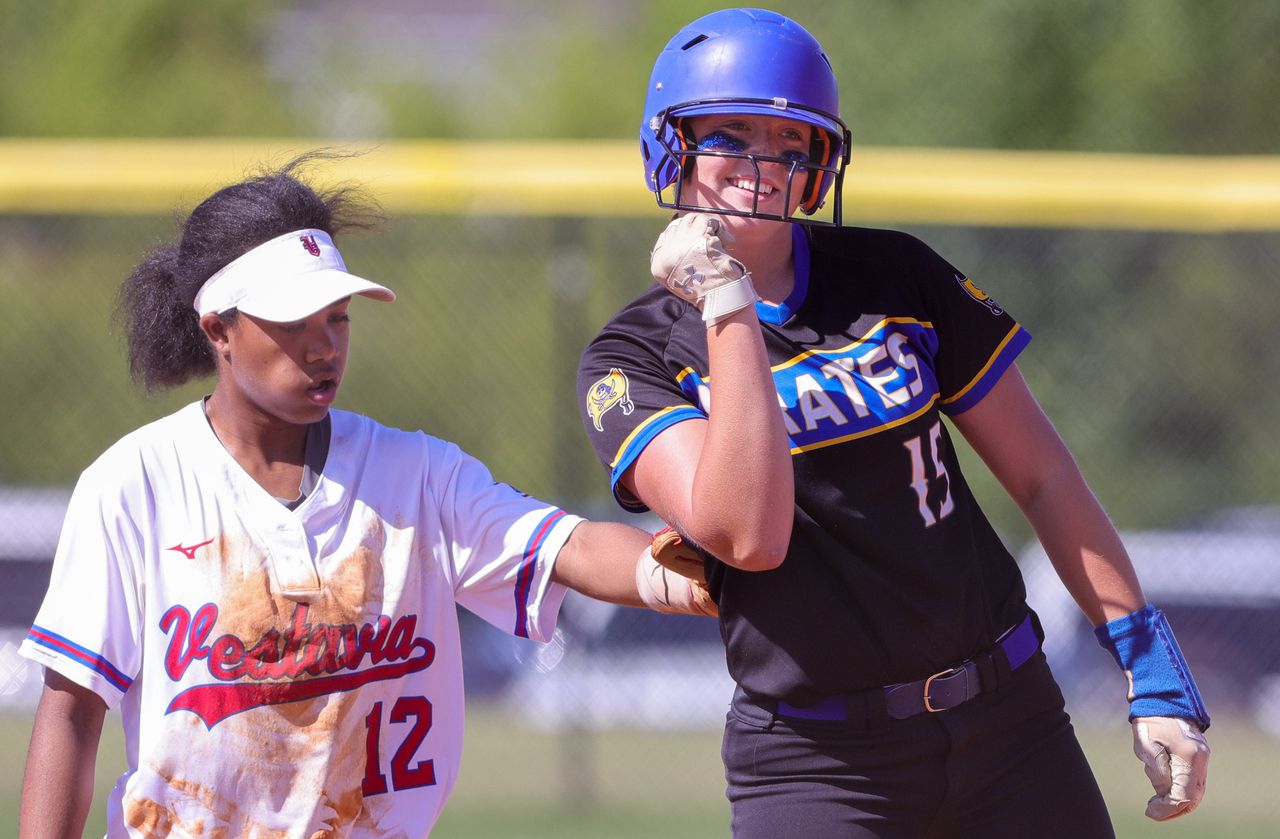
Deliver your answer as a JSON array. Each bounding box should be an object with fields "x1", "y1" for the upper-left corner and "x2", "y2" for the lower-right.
[{"x1": 19, "y1": 157, "x2": 710, "y2": 838}]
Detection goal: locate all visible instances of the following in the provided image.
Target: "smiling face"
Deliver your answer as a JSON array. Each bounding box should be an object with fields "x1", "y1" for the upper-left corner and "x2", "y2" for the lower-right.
[
  {"x1": 204, "y1": 298, "x2": 351, "y2": 429},
  {"x1": 684, "y1": 113, "x2": 815, "y2": 220}
]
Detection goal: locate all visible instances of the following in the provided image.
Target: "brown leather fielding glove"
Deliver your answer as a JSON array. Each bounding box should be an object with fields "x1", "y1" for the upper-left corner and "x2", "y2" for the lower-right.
[
  {"x1": 649, "y1": 526, "x2": 708, "y2": 585},
  {"x1": 636, "y1": 526, "x2": 716, "y2": 617}
]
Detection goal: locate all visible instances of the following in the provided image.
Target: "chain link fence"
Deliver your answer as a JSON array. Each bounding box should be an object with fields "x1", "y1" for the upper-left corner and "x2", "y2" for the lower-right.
[{"x1": 2, "y1": 210, "x2": 1277, "y2": 834}]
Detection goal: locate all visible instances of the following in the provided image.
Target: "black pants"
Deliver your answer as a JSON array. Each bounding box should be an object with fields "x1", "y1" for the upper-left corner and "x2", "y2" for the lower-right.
[{"x1": 722, "y1": 652, "x2": 1114, "y2": 838}]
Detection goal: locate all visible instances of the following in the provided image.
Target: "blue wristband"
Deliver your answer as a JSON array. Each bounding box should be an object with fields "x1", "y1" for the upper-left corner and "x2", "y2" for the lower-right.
[{"x1": 1094, "y1": 604, "x2": 1210, "y2": 730}]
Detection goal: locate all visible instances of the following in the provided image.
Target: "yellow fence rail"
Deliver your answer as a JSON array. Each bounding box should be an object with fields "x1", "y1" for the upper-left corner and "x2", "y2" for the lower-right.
[{"x1": 2, "y1": 139, "x2": 1279, "y2": 231}]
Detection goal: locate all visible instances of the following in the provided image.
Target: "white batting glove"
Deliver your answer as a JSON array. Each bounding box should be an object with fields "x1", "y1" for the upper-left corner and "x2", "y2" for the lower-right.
[
  {"x1": 649, "y1": 213, "x2": 757, "y2": 325},
  {"x1": 635, "y1": 544, "x2": 717, "y2": 617},
  {"x1": 1131, "y1": 716, "x2": 1210, "y2": 821}
]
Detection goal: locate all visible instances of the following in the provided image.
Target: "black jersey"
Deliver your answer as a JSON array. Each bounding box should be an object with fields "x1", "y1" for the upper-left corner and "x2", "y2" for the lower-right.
[{"x1": 578, "y1": 224, "x2": 1034, "y2": 705}]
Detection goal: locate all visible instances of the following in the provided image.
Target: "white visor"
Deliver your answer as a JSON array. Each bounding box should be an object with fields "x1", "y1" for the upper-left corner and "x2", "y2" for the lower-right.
[{"x1": 193, "y1": 228, "x2": 395, "y2": 321}]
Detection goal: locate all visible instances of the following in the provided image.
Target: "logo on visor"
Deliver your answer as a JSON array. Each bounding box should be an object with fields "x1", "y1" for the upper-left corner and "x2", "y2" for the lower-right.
[{"x1": 300, "y1": 234, "x2": 321, "y2": 257}]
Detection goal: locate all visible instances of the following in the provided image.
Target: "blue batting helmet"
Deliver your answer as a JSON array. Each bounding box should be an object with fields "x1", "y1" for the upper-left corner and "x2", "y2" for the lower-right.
[{"x1": 640, "y1": 8, "x2": 851, "y2": 224}]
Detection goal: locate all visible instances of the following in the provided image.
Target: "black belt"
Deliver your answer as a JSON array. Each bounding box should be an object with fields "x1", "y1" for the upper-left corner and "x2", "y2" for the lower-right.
[{"x1": 768, "y1": 612, "x2": 1042, "y2": 724}]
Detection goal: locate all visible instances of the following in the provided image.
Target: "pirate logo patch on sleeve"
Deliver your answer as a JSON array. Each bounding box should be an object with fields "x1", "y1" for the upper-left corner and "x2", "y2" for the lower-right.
[
  {"x1": 955, "y1": 274, "x2": 1005, "y2": 316},
  {"x1": 586, "y1": 368, "x2": 635, "y2": 431}
]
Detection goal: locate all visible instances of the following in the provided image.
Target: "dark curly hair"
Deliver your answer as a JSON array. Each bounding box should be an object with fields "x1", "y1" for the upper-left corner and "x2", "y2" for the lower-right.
[{"x1": 115, "y1": 152, "x2": 383, "y2": 392}]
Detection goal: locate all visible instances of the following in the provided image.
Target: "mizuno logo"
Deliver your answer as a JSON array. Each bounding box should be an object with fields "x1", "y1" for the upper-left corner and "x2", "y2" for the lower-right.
[{"x1": 167, "y1": 538, "x2": 214, "y2": 559}]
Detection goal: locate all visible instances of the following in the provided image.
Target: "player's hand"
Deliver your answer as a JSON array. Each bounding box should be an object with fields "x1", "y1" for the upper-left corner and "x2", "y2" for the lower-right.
[
  {"x1": 635, "y1": 526, "x2": 717, "y2": 617},
  {"x1": 1131, "y1": 716, "x2": 1210, "y2": 821},
  {"x1": 649, "y1": 213, "x2": 757, "y2": 324}
]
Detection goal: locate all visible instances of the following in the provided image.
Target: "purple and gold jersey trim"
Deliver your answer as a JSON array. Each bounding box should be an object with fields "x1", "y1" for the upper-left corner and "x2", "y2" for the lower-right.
[
  {"x1": 772, "y1": 316, "x2": 941, "y2": 453},
  {"x1": 27, "y1": 625, "x2": 133, "y2": 693},
  {"x1": 604, "y1": 317, "x2": 1029, "y2": 491},
  {"x1": 940, "y1": 324, "x2": 1031, "y2": 414},
  {"x1": 789, "y1": 397, "x2": 939, "y2": 454},
  {"x1": 513, "y1": 509, "x2": 568, "y2": 638}
]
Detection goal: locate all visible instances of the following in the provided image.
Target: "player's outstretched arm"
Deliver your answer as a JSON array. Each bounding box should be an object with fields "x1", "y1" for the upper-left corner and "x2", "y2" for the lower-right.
[
  {"x1": 551, "y1": 521, "x2": 649, "y2": 607},
  {"x1": 21, "y1": 669, "x2": 107, "y2": 839},
  {"x1": 951, "y1": 363, "x2": 1209, "y2": 820},
  {"x1": 551, "y1": 521, "x2": 715, "y2": 616}
]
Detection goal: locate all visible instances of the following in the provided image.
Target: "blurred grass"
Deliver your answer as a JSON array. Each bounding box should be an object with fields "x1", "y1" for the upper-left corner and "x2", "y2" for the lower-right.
[{"x1": 1, "y1": 706, "x2": 1273, "y2": 838}]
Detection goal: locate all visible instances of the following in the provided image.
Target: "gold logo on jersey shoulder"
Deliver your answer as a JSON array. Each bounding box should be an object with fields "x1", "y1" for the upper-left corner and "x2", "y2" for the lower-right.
[
  {"x1": 955, "y1": 274, "x2": 1005, "y2": 316},
  {"x1": 586, "y1": 367, "x2": 635, "y2": 431}
]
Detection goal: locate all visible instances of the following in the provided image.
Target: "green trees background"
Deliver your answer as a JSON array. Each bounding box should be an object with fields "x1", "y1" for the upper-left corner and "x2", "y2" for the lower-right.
[
  {"x1": 1, "y1": 0, "x2": 1277, "y2": 543},
  {"x1": 5, "y1": 0, "x2": 1277, "y2": 152}
]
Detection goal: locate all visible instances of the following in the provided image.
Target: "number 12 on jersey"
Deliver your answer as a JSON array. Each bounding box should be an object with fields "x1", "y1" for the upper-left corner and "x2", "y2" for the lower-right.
[
  {"x1": 362, "y1": 696, "x2": 437, "y2": 795},
  {"x1": 904, "y1": 421, "x2": 955, "y2": 527}
]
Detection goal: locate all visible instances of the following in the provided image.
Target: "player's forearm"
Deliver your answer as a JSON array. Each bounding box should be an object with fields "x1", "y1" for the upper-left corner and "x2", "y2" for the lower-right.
[
  {"x1": 551, "y1": 520, "x2": 650, "y2": 607},
  {"x1": 1018, "y1": 469, "x2": 1145, "y2": 626},
  {"x1": 951, "y1": 366, "x2": 1144, "y2": 624},
  {"x1": 20, "y1": 677, "x2": 106, "y2": 839},
  {"x1": 690, "y1": 314, "x2": 794, "y2": 570}
]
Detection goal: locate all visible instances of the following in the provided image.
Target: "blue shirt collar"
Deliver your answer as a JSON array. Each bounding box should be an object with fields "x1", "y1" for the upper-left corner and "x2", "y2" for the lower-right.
[{"x1": 754, "y1": 224, "x2": 809, "y2": 325}]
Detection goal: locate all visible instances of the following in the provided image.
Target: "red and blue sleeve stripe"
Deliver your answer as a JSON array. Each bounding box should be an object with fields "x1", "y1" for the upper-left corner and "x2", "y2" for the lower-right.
[
  {"x1": 27, "y1": 625, "x2": 133, "y2": 694},
  {"x1": 513, "y1": 509, "x2": 567, "y2": 638}
]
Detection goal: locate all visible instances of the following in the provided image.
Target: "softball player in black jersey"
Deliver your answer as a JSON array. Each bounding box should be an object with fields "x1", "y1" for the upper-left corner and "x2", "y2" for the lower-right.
[{"x1": 577, "y1": 8, "x2": 1210, "y2": 838}]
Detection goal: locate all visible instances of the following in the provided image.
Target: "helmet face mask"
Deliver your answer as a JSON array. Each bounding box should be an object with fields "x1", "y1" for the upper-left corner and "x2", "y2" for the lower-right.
[
  {"x1": 648, "y1": 99, "x2": 849, "y2": 225},
  {"x1": 640, "y1": 9, "x2": 851, "y2": 226}
]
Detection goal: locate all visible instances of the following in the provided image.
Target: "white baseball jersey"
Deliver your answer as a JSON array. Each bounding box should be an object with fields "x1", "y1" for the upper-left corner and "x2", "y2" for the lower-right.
[{"x1": 21, "y1": 401, "x2": 579, "y2": 838}]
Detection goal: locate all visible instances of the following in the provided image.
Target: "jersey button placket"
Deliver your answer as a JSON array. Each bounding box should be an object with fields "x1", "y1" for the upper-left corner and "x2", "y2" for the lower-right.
[{"x1": 270, "y1": 520, "x2": 322, "y2": 601}]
